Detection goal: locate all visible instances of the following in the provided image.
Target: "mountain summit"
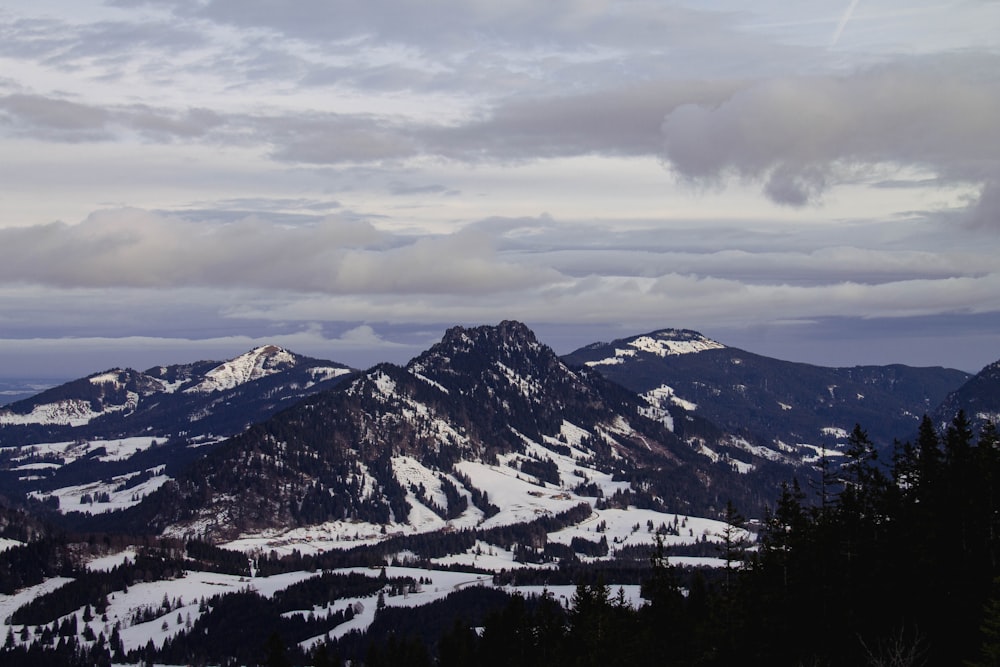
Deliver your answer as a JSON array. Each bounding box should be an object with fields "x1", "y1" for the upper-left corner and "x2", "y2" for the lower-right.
[{"x1": 183, "y1": 345, "x2": 304, "y2": 393}]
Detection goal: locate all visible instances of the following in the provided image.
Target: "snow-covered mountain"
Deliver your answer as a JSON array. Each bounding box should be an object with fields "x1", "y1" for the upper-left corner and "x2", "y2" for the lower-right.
[
  {"x1": 2, "y1": 323, "x2": 982, "y2": 551},
  {"x1": 0, "y1": 346, "x2": 355, "y2": 518},
  {"x1": 563, "y1": 328, "x2": 970, "y2": 461},
  {"x1": 104, "y1": 322, "x2": 755, "y2": 544},
  {"x1": 0, "y1": 346, "x2": 353, "y2": 436}
]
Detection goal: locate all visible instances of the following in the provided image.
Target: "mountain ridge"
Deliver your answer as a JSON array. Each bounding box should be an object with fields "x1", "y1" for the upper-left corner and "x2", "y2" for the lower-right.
[
  {"x1": 562, "y1": 327, "x2": 972, "y2": 457},
  {"x1": 95, "y1": 322, "x2": 755, "y2": 542}
]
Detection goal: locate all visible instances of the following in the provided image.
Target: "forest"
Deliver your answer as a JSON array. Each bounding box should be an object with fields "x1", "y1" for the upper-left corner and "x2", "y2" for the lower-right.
[
  {"x1": 320, "y1": 411, "x2": 1000, "y2": 666},
  {"x1": 0, "y1": 411, "x2": 997, "y2": 666}
]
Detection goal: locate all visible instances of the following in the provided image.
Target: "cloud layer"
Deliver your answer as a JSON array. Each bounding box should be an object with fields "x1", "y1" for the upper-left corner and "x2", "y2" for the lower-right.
[{"x1": 0, "y1": 0, "x2": 998, "y2": 375}]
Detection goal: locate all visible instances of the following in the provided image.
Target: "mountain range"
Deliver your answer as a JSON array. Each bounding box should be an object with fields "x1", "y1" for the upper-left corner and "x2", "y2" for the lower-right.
[
  {"x1": 0, "y1": 321, "x2": 995, "y2": 548},
  {"x1": 0, "y1": 320, "x2": 997, "y2": 665}
]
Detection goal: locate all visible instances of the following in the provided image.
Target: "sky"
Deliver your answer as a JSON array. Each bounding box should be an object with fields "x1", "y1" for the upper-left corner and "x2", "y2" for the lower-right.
[{"x1": 1, "y1": 0, "x2": 999, "y2": 380}]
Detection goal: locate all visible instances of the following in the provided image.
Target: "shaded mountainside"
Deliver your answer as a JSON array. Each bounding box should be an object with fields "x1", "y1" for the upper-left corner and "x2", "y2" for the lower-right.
[
  {"x1": 934, "y1": 359, "x2": 1000, "y2": 434},
  {"x1": 106, "y1": 322, "x2": 766, "y2": 541},
  {"x1": 563, "y1": 329, "x2": 970, "y2": 456}
]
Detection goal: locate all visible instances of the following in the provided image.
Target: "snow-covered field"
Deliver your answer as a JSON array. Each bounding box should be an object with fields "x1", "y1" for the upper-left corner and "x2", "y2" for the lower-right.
[
  {"x1": 4, "y1": 436, "x2": 162, "y2": 467},
  {"x1": 0, "y1": 548, "x2": 718, "y2": 660}
]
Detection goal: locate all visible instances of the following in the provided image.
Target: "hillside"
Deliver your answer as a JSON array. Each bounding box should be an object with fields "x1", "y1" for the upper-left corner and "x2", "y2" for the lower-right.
[{"x1": 563, "y1": 328, "x2": 969, "y2": 458}]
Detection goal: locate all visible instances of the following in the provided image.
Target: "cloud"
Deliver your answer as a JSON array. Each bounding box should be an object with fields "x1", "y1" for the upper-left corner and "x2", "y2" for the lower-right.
[
  {"x1": 660, "y1": 56, "x2": 1000, "y2": 205},
  {"x1": 965, "y1": 177, "x2": 1000, "y2": 230},
  {"x1": 0, "y1": 208, "x2": 559, "y2": 294},
  {"x1": 2, "y1": 1, "x2": 998, "y2": 377},
  {"x1": 265, "y1": 113, "x2": 419, "y2": 164},
  {"x1": 426, "y1": 80, "x2": 738, "y2": 162},
  {"x1": 0, "y1": 93, "x2": 112, "y2": 141}
]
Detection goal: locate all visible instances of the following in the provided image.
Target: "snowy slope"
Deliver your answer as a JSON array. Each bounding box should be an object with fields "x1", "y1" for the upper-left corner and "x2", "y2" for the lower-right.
[
  {"x1": 584, "y1": 330, "x2": 725, "y2": 367},
  {"x1": 184, "y1": 345, "x2": 300, "y2": 393}
]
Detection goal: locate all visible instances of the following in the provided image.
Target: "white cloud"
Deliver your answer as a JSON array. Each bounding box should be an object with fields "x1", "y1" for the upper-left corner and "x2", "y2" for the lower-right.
[{"x1": 0, "y1": 208, "x2": 559, "y2": 294}]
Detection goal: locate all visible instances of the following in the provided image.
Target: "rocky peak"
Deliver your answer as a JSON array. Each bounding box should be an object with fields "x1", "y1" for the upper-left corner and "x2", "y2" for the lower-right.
[{"x1": 410, "y1": 321, "x2": 557, "y2": 380}]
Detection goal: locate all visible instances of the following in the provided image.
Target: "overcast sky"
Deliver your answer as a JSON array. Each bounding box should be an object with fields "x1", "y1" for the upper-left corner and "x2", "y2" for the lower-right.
[{"x1": 1, "y1": 0, "x2": 998, "y2": 379}]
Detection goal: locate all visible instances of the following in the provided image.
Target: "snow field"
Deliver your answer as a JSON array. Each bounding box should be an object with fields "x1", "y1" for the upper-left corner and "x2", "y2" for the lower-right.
[
  {"x1": 3, "y1": 436, "x2": 162, "y2": 469},
  {"x1": 28, "y1": 469, "x2": 170, "y2": 515}
]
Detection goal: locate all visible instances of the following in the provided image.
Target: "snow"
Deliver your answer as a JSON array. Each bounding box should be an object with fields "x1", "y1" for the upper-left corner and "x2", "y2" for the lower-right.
[
  {"x1": 0, "y1": 538, "x2": 25, "y2": 552},
  {"x1": 370, "y1": 370, "x2": 398, "y2": 400},
  {"x1": 453, "y1": 459, "x2": 585, "y2": 530},
  {"x1": 29, "y1": 469, "x2": 170, "y2": 515},
  {"x1": 433, "y1": 541, "x2": 535, "y2": 572},
  {"x1": 408, "y1": 370, "x2": 450, "y2": 394},
  {"x1": 0, "y1": 577, "x2": 74, "y2": 627},
  {"x1": 86, "y1": 548, "x2": 138, "y2": 572},
  {"x1": 977, "y1": 410, "x2": 1000, "y2": 423},
  {"x1": 797, "y1": 443, "x2": 847, "y2": 463},
  {"x1": 0, "y1": 505, "x2": 750, "y2": 657},
  {"x1": 307, "y1": 366, "x2": 352, "y2": 383},
  {"x1": 546, "y1": 507, "x2": 733, "y2": 554},
  {"x1": 629, "y1": 334, "x2": 725, "y2": 357},
  {"x1": 494, "y1": 361, "x2": 542, "y2": 399},
  {"x1": 105, "y1": 570, "x2": 322, "y2": 652},
  {"x1": 642, "y1": 384, "x2": 696, "y2": 427},
  {"x1": 558, "y1": 420, "x2": 591, "y2": 447},
  {"x1": 0, "y1": 393, "x2": 138, "y2": 426},
  {"x1": 724, "y1": 436, "x2": 784, "y2": 464},
  {"x1": 821, "y1": 426, "x2": 849, "y2": 439},
  {"x1": 88, "y1": 371, "x2": 124, "y2": 386},
  {"x1": 221, "y1": 515, "x2": 414, "y2": 556},
  {"x1": 586, "y1": 333, "x2": 724, "y2": 366},
  {"x1": 184, "y1": 345, "x2": 296, "y2": 394},
  {"x1": 2, "y1": 436, "x2": 164, "y2": 468},
  {"x1": 646, "y1": 384, "x2": 695, "y2": 411}
]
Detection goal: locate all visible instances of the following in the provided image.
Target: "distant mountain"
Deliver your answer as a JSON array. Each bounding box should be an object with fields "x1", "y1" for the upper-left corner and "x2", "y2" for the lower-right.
[
  {"x1": 0, "y1": 346, "x2": 355, "y2": 515},
  {"x1": 563, "y1": 329, "x2": 970, "y2": 459},
  {"x1": 933, "y1": 359, "x2": 1000, "y2": 433},
  {"x1": 0, "y1": 345, "x2": 354, "y2": 442},
  {"x1": 105, "y1": 321, "x2": 760, "y2": 541},
  {"x1": 3, "y1": 323, "x2": 982, "y2": 546}
]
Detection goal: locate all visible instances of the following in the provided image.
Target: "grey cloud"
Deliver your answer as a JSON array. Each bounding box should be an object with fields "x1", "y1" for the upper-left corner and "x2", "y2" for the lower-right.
[
  {"x1": 181, "y1": 198, "x2": 342, "y2": 215},
  {"x1": 427, "y1": 80, "x2": 738, "y2": 161},
  {"x1": 386, "y1": 182, "x2": 454, "y2": 196},
  {"x1": 660, "y1": 57, "x2": 1000, "y2": 205},
  {"x1": 966, "y1": 178, "x2": 1000, "y2": 230},
  {"x1": 65, "y1": 20, "x2": 208, "y2": 59},
  {"x1": 0, "y1": 93, "x2": 232, "y2": 144},
  {"x1": 509, "y1": 246, "x2": 988, "y2": 286},
  {"x1": 0, "y1": 93, "x2": 112, "y2": 140},
  {"x1": 265, "y1": 114, "x2": 419, "y2": 164},
  {"x1": 228, "y1": 271, "x2": 1000, "y2": 335},
  {"x1": 124, "y1": 106, "x2": 224, "y2": 140},
  {"x1": 0, "y1": 16, "x2": 206, "y2": 68},
  {"x1": 194, "y1": 0, "x2": 726, "y2": 52}
]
